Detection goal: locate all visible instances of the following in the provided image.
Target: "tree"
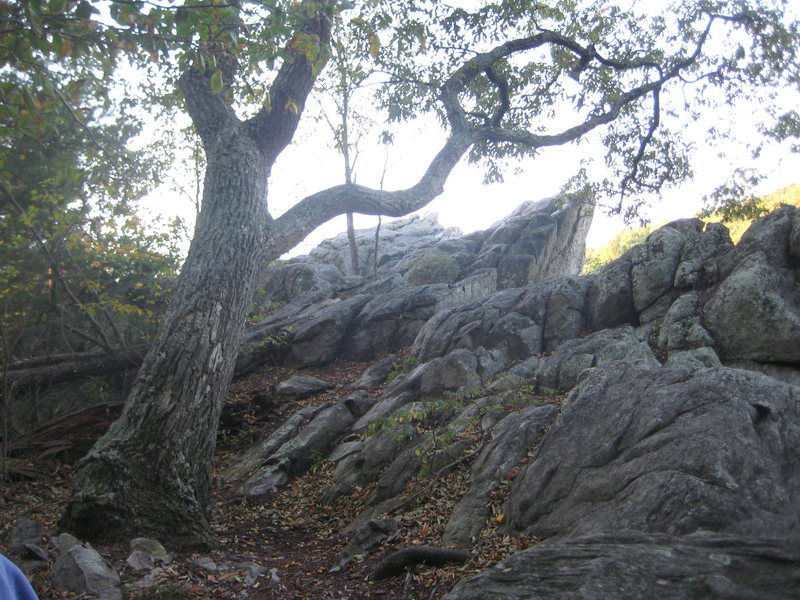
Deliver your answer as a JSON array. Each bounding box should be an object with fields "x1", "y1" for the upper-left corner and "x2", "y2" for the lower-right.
[
  {"x1": 313, "y1": 13, "x2": 383, "y2": 276},
  {"x1": 5, "y1": 0, "x2": 794, "y2": 546},
  {"x1": 0, "y1": 19, "x2": 184, "y2": 478},
  {"x1": 582, "y1": 224, "x2": 652, "y2": 274}
]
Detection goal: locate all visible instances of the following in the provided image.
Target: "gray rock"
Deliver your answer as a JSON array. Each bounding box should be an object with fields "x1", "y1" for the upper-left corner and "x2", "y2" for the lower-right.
[
  {"x1": 534, "y1": 326, "x2": 658, "y2": 392},
  {"x1": 236, "y1": 293, "x2": 335, "y2": 374},
  {"x1": 310, "y1": 213, "x2": 460, "y2": 278},
  {"x1": 332, "y1": 518, "x2": 398, "y2": 571},
  {"x1": 7, "y1": 517, "x2": 47, "y2": 574},
  {"x1": 286, "y1": 295, "x2": 372, "y2": 367},
  {"x1": 665, "y1": 346, "x2": 722, "y2": 368},
  {"x1": 223, "y1": 403, "x2": 331, "y2": 481},
  {"x1": 352, "y1": 392, "x2": 416, "y2": 432},
  {"x1": 504, "y1": 364, "x2": 800, "y2": 540},
  {"x1": 467, "y1": 195, "x2": 594, "y2": 289},
  {"x1": 52, "y1": 533, "x2": 81, "y2": 553},
  {"x1": 323, "y1": 421, "x2": 419, "y2": 505},
  {"x1": 274, "y1": 375, "x2": 334, "y2": 399},
  {"x1": 342, "y1": 286, "x2": 444, "y2": 361},
  {"x1": 190, "y1": 557, "x2": 219, "y2": 573},
  {"x1": 657, "y1": 292, "x2": 714, "y2": 351},
  {"x1": 791, "y1": 207, "x2": 800, "y2": 261},
  {"x1": 342, "y1": 390, "x2": 375, "y2": 418},
  {"x1": 443, "y1": 403, "x2": 560, "y2": 546},
  {"x1": 719, "y1": 204, "x2": 798, "y2": 276},
  {"x1": 9, "y1": 516, "x2": 42, "y2": 549},
  {"x1": 444, "y1": 532, "x2": 800, "y2": 600},
  {"x1": 674, "y1": 221, "x2": 733, "y2": 289},
  {"x1": 236, "y1": 561, "x2": 267, "y2": 586},
  {"x1": 542, "y1": 276, "x2": 590, "y2": 350},
  {"x1": 390, "y1": 348, "x2": 484, "y2": 394},
  {"x1": 704, "y1": 251, "x2": 800, "y2": 362},
  {"x1": 328, "y1": 440, "x2": 364, "y2": 462},
  {"x1": 125, "y1": 551, "x2": 155, "y2": 572},
  {"x1": 125, "y1": 538, "x2": 170, "y2": 571},
  {"x1": 412, "y1": 288, "x2": 527, "y2": 362},
  {"x1": 52, "y1": 541, "x2": 122, "y2": 600},
  {"x1": 727, "y1": 360, "x2": 800, "y2": 388},
  {"x1": 241, "y1": 402, "x2": 356, "y2": 497},
  {"x1": 347, "y1": 354, "x2": 397, "y2": 390},
  {"x1": 585, "y1": 253, "x2": 636, "y2": 330},
  {"x1": 255, "y1": 259, "x2": 349, "y2": 304},
  {"x1": 630, "y1": 222, "x2": 695, "y2": 314}
]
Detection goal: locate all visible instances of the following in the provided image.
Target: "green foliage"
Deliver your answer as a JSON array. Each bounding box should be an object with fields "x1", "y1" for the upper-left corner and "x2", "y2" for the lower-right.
[
  {"x1": 700, "y1": 183, "x2": 800, "y2": 243},
  {"x1": 582, "y1": 225, "x2": 652, "y2": 274},
  {"x1": 0, "y1": 42, "x2": 182, "y2": 361},
  {"x1": 405, "y1": 253, "x2": 461, "y2": 286},
  {"x1": 386, "y1": 355, "x2": 419, "y2": 384}
]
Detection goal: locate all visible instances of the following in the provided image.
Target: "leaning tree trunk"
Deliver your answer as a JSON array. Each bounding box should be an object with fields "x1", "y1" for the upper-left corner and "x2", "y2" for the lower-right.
[
  {"x1": 59, "y1": 0, "x2": 487, "y2": 546},
  {"x1": 60, "y1": 130, "x2": 269, "y2": 546}
]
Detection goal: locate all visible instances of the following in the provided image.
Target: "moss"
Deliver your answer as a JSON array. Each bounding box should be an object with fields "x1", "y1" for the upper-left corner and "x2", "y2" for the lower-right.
[{"x1": 405, "y1": 253, "x2": 461, "y2": 286}]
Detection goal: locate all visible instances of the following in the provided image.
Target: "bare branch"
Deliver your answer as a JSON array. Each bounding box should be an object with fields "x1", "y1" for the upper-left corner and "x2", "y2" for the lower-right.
[{"x1": 620, "y1": 89, "x2": 661, "y2": 199}]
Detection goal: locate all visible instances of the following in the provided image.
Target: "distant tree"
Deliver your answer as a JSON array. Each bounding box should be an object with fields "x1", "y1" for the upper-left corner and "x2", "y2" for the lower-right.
[
  {"x1": 701, "y1": 182, "x2": 800, "y2": 242},
  {"x1": 316, "y1": 14, "x2": 374, "y2": 275},
  {"x1": 0, "y1": 31, "x2": 183, "y2": 479},
  {"x1": 5, "y1": 0, "x2": 796, "y2": 545},
  {"x1": 583, "y1": 225, "x2": 653, "y2": 274}
]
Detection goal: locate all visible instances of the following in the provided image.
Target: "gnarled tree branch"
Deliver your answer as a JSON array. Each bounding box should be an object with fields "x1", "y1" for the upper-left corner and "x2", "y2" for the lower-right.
[{"x1": 269, "y1": 130, "x2": 473, "y2": 254}]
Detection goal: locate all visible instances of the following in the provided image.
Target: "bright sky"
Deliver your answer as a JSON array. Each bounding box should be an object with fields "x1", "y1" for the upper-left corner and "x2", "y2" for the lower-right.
[{"x1": 141, "y1": 0, "x2": 800, "y2": 256}]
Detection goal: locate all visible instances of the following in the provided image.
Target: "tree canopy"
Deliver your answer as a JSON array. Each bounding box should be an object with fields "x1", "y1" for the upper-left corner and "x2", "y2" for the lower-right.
[{"x1": 4, "y1": 0, "x2": 798, "y2": 224}]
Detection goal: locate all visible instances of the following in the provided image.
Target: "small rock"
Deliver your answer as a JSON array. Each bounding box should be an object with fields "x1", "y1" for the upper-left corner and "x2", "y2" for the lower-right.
[
  {"x1": 236, "y1": 561, "x2": 266, "y2": 585},
  {"x1": 126, "y1": 538, "x2": 171, "y2": 571},
  {"x1": 332, "y1": 518, "x2": 398, "y2": 571},
  {"x1": 9, "y1": 517, "x2": 42, "y2": 549},
  {"x1": 190, "y1": 556, "x2": 218, "y2": 573},
  {"x1": 275, "y1": 375, "x2": 334, "y2": 399},
  {"x1": 52, "y1": 541, "x2": 122, "y2": 600},
  {"x1": 125, "y1": 550, "x2": 157, "y2": 572},
  {"x1": 51, "y1": 533, "x2": 81, "y2": 553}
]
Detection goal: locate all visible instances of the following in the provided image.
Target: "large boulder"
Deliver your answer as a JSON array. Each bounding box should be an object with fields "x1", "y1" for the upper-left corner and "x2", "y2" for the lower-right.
[
  {"x1": 703, "y1": 250, "x2": 800, "y2": 362},
  {"x1": 444, "y1": 532, "x2": 800, "y2": 600},
  {"x1": 466, "y1": 195, "x2": 594, "y2": 289},
  {"x1": 309, "y1": 213, "x2": 460, "y2": 277},
  {"x1": 504, "y1": 363, "x2": 800, "y2": 540}
]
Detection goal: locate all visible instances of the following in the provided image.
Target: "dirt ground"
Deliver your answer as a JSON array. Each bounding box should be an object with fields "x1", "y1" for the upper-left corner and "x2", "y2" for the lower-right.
[{"x1": 1, "y1": 358, "x2": 534, "y2": 599}]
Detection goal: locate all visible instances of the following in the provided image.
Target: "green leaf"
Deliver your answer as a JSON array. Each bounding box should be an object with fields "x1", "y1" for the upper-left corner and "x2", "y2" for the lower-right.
[
  {"x1": 368, "y1": 33, "x2": 380, "y2": 59},
  {"x1": 210, "y1": 70, "x2": 223, "y2": 95}
]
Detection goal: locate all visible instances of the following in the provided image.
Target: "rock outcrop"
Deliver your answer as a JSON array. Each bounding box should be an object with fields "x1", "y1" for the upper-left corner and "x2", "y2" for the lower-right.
[
  {"x1": 444, "y1": 532, "x2": 800, "y2": 600},
  {"x1": 225, "y1": 201, "x2": 800, "y2": 598},
  {"x1": 236, "y1": 193, "x2": 594, "y2": 371}
]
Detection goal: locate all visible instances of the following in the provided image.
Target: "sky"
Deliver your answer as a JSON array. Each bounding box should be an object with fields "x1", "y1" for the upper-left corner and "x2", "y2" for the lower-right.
[{"x1": 141, "y1": 0, "x2": 800, "y2": 256}]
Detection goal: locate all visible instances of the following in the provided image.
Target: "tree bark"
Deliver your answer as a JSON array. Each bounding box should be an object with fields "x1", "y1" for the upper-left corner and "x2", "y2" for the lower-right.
[
  {"x1": 60, "y1": 128, "x2": 270, "y2": 546},
  {"x1": 346, "y1": 212, "x2": 359, "y2": 275}
]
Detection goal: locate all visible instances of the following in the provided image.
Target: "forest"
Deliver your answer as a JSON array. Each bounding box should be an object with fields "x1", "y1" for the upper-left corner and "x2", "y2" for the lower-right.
[{"x1": 2, "y1": 1, "x2": 800, "y2": 598}]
